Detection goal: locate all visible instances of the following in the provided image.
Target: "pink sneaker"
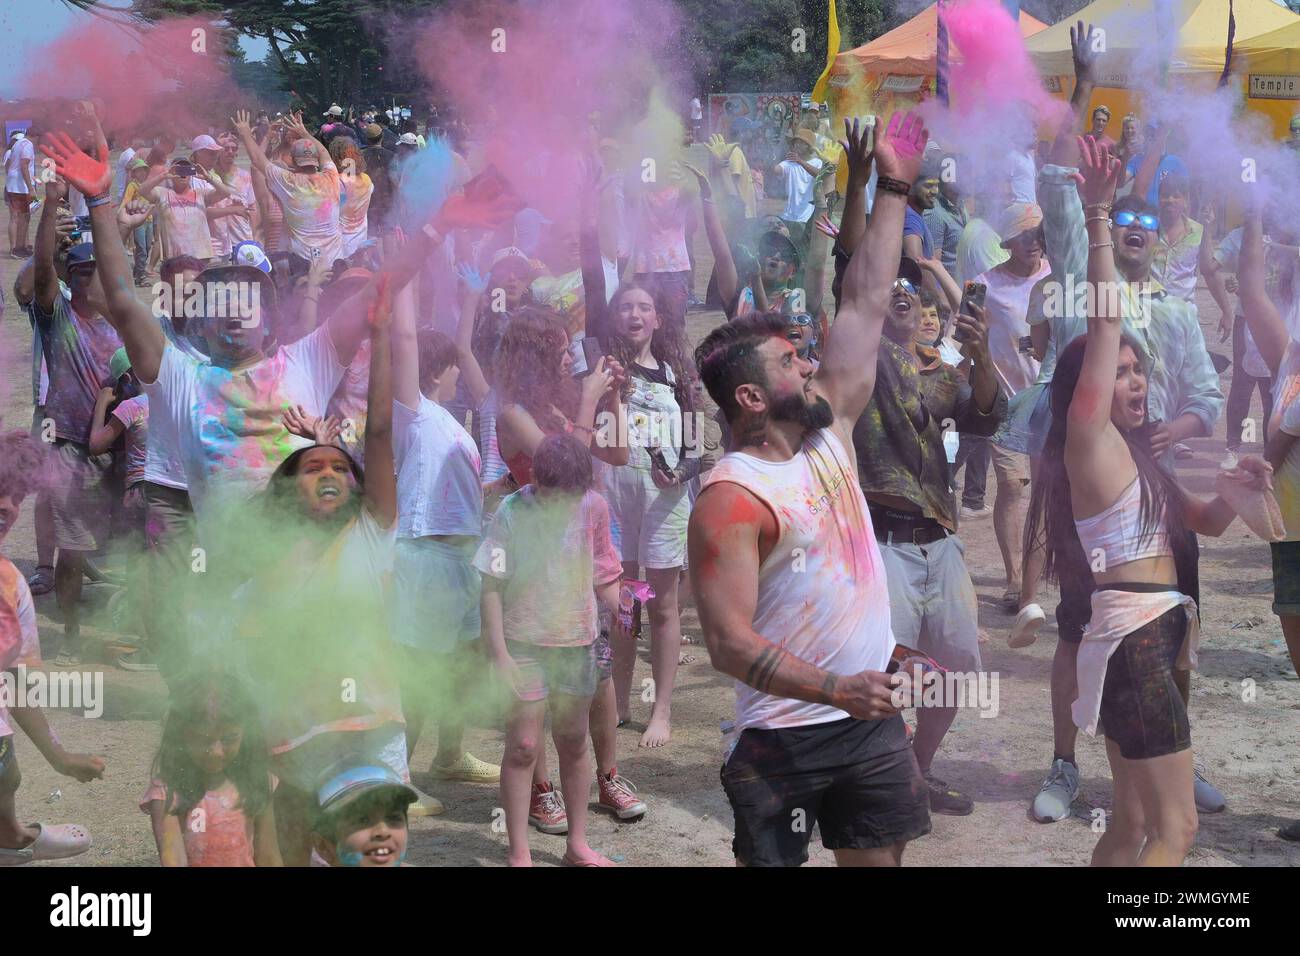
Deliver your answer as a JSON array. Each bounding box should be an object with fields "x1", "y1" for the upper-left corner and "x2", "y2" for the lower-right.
[
  {"x1": 528, "y1": 781, "x2": 568, "y2": 834},
  {"x1": 597, "y1": 768, "x2": 647, "y2": 820}
]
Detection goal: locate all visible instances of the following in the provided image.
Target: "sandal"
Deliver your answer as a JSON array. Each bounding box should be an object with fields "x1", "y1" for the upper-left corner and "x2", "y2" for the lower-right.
[
  {"x1": 0, "y1": 823, "x2": 91, "y2": 865},
  {"x1": 27, "y1": 565, "x2": 54, "y2": 595}
]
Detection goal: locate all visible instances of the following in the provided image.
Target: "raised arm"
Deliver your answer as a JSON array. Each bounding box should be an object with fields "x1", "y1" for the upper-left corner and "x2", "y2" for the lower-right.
[
  {"x1": 1068, "y1": 135, "x2": 1124, "y2": 440},
  {"x1": 815, "y1": 111, "x2": 927, "y2": 425},
  {"x1": 391, "y1": 247, "x2": 421, "y2": 410},
  {"x1": 41, "y1": 124, "x2": 165, "y2": 382},
  {"x1": 1239, "y1": 205, "x2": 1290, "y2": 378},
  {"x1": 32, "y1": 177, "x2": 66, "y2": 313},
  {"x1": 1129, "y1": 124, "x2": 1168, "y2": 205},
  {"x1": 1198, "y1": 205, "x2": 1234, "y2": 344},
  {"x1": 688, "y1": 483, "x2": 903, "y2": 717},
  {"x1": 452, "y1": 264, "x2": 491, "y2": 407},
  {"x1": 231, "y1": 110, "x2": 271, "y2": 174},
  {"x1": 835, "y1": 118, "x2": 874, "y2": 259},
  {"x1": 1049, "y1": 21, "x2": 1100, "y2": 168},
  {"x1": 681, "y1": 161, "x2": 739, "y2": 315},
  {"x1": 803, "y1": 167, "x2": 834, "y2": 318},
  {"x1": 363, "y1": 277, "x2": 396, "y2": 527}
]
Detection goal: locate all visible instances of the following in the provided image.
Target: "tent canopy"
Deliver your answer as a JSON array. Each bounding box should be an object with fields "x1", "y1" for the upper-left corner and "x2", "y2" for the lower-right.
[
  {"x1": 831, "y1": 2, "x2": 1047, "y2": 79},
  {"x1": 1026, "y1": 0, "x2": 1299, "y2": 81},
  {"x1": 1238, "y1": 17, "x2": 1300, "y2": 71}
]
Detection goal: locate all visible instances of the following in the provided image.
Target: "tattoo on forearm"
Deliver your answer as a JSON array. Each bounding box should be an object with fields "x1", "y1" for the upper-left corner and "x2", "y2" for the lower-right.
[{"x1": 746, "y1": 644, "x2": 789, "y2": 693}]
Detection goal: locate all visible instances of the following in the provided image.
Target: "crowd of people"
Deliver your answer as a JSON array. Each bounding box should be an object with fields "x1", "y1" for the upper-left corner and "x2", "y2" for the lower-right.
[{"x1": 0, "y1": 18, "x2": 1297, "y2": 868}]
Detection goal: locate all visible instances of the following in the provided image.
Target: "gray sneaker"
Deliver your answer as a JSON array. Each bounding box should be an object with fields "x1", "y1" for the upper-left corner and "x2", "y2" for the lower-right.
[
  {"x1": 1032, "y1": 758, "x2": 1080, "y2": 822},
  {"x1": 1193, "y1": 763, "x2": 1226, "y2": 813}
]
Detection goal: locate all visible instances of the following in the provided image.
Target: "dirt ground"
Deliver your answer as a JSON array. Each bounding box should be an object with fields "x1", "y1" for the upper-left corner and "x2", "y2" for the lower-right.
[{"x1": 3, "y1": 193, "x2": 1298, "y2": 868}]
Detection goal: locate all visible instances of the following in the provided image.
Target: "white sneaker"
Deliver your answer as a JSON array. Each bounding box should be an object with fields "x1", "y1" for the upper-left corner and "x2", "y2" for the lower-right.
[
  {"x1": 960, "y1": 504, "x2": 994, "y2": 520},
  {"x1": 1032, "y1": 758, "x2": 1080, "y2": 822},
  {"x1": 1008, "y1": 603, "x2": 1046, "y2": 648},
  {"x1": 1221, "y1": 450, "x2": 1240, "y2": 471},
  {"x1": 1193, "y1": 763, "x2": 1226, "y2": 813}
]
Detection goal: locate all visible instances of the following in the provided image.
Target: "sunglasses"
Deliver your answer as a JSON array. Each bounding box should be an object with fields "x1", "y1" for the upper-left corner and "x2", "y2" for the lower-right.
[
  {"x1": 1113, "y1": 210, "x2": 1159, "y2": 231},
  {"x1": 893, "y1": 278, "x2": 918, "y2": 296},
  {"x1": 786, "y1": 313, "x2": 813, "y2": 327}
]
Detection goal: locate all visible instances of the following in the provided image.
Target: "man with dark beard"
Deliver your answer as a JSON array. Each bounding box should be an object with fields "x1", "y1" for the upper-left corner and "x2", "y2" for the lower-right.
[
  {"x1": 850, "y1": 255, "x2": 1005, "y2": 816},
  {"x1": 687, "y1": 112, "x2": 933, "y2": 868}
]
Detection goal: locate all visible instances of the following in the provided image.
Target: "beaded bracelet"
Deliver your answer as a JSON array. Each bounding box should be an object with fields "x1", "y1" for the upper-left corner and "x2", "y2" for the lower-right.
[
  {"x1": 86, "y1": 192, "x2": 111, "y2": 209},
  {"x1": 876, "y1": 176, "x2": 911, "y2": 196}
]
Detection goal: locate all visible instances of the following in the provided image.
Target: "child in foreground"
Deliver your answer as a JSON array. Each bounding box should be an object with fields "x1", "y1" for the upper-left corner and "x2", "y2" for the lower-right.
[
  {"x1": 312, "y1": 755, "x2": 415, "y2": 867},
  {"x1": 0, "y1": 427, "x2": 105, "y2": 866},
  {"x1": 476, "y1": 434, "x2": 623, "y2": 866},
  {"x1": 142, "y1": 671, "x2": 281, "y2": 866}
]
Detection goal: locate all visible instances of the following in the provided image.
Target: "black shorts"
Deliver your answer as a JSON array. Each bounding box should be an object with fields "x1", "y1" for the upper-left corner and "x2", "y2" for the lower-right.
[
  {"x1": 1271, "y1": 540, "x2": 1300, "y2": 616},
  {"x1": 1099, "y1": 597, "x2": 1191, "y2": 760},
  {"x1": 720, "y1": 715, "x2": 931, "y2": 867}
]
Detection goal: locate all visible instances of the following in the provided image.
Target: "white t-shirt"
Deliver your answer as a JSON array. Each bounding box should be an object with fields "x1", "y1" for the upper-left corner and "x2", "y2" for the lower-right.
[
  {"x1": 690, "y1": 97, "x2": 703, "y2": 121},
  {"x1": 143, "y1": 324, "x2": 345, "y2": 522},
  {"x1": 393, "y1": 396, "x2": 482, "y2": 539},
  {"x1": 778, "y1": 157, "x2": 823, "y2": 224},
  {"x1": 702, "y1": 428, "x2": 894, "y2": 732},
  {"x1": 265, "y1": 162, "x2": 343, "y2": 264},
  {"x1": 114, "y1": 146, "x2": 136, "y2": 203},
  {"x1": 1270, "y1": 341, "x2": 1300, "y2": 542},
  {"x1": 974, "y1": 259, "x2": 1050, "y2": 398},
  {"x1": 4, "y1": 136, "x2": 34, "y2": 194},
  {"x1": 209, "y1": 167, "x2": 255, "y2": 259},
  {"x1": 1007, "y1": 148, "x2": 1037, "y2": 204}
]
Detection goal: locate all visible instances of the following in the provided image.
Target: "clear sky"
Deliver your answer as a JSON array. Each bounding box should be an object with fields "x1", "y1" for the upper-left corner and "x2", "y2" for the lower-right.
[{"x1": 0, "y1": 0, "x2": 267, "y2": 98}]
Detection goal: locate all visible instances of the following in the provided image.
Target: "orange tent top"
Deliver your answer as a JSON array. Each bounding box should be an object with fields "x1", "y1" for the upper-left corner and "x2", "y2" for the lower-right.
[{"x1": 831, "y1": 2, "x2": 1048, "y2": 78}]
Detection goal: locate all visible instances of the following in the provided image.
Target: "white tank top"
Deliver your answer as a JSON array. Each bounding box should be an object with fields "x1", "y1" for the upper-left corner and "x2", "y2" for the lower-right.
[
  {"x1": 1073, "y1": 476, "x2": 1172, "y2": 571},
  {"x1": 703, "y1": 427, "x2": 895, "y2": 731}
]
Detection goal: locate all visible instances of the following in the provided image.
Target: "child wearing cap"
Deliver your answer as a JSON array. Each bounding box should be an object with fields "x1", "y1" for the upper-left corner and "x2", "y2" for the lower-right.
[{"x1": 312, "y1": 756, "x2": 414, "y2": 867}]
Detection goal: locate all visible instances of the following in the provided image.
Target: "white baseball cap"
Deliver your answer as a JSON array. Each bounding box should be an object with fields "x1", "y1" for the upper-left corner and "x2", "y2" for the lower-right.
[
  {"x1": 190, "y1": 134, "x2": 220, "y2": 153},
  {"x1": 325, "y1": 104, "x2": 343, "y2": 117},
  {"x1": 230, "y1": 241, "x2": 273, "y2": 275},
  {"x1": 397, "y1": 132, "x2": 419, "y2": 146}
]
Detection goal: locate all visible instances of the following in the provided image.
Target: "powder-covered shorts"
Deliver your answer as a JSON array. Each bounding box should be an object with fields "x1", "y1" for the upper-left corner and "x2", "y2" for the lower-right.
[
  {"x1": 392, "y1": 537, "x2": 481, "y2": 653},
  {"x1": 504, "y1": 640, "x2": 598, "y2": 702}
]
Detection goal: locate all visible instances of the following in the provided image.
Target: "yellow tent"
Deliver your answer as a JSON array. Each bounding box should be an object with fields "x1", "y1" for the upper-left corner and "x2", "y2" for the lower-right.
[
  {"x1": 1026, "y1": 0, "x2": 1300, "y2": 138},
  {"x1": 1237, "y1": 19, "x2": 1300, "y2": 136}
]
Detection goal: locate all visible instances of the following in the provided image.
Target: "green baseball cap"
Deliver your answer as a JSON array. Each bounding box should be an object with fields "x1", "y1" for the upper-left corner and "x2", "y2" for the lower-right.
[{"x1": 109, "y1": 347, "x2": 132, "y2": 382}]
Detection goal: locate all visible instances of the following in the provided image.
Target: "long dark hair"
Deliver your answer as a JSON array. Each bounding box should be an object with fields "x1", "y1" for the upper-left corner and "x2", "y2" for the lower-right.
[
  {"x1": 1025, "y1": 334, "x2": 1196, "y2": 593},
  {"x1": 602, "y1": 279, "x2": 695, "y2": 418},
  {"x1": 152, "y1": 670, "x2": 271, "y2": 820},
  {"x1": 261, "y1": 444, "x2": 364, "y2": 528}
]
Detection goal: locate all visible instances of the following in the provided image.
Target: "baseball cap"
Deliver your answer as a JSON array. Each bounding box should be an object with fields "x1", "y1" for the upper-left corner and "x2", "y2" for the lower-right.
[
  {"x1": 897, "y1": 256, "x2": 923, "y2": 288},
  {"x1": 364, "y1": 123, "x2": 383, "y2": 141},
  {"x1": 490, "y1": 246, "x2": 537, "y2": 274},
  {"x1": 67, "y1": 243, "x2": 96, "y2": 269},
  {"x1": 109, "y1": 347, "x2": 132, "y2": 382},
  {"x1": 230, "y1": 241, "x2": 273, "y2": 275},
  {"x1": 324, "y1": 104, "x2": 344, "y2": 117},
  {"x1": 190, "y1": 134, "x2": 220, "y2": 153},
  {"x1": 290, "y1": 139, "x2": 319, "y2": 169},
  {"x1": 397, "y1": 132, "x2": 419, "y2": 147},
  {"x1": 758, "y1": 229, "x2": 800, "y2": 265},
  {"x1": 315, "y1": 756, "x2": 416, "y2": 823},
  {"x1": 128, "y1": 157, "x2": 149, "y2": 171}
]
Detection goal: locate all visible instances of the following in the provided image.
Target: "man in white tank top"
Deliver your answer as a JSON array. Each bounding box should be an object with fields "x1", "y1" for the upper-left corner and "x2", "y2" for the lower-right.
[{"x1": 686, "y1": 112, "x2": 932, "y2": 867}]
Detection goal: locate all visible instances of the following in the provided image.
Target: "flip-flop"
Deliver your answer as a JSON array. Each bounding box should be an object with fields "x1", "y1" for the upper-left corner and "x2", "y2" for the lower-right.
[
  {"x1": 27, "y1": 565, "x2": 54, "y2": 595},
  {"x1": 0, "y1": 823, "x2": 91, "y2": 864},
  {"x1": 561, "y1": 852, "x2": 615, "y2": 867}
]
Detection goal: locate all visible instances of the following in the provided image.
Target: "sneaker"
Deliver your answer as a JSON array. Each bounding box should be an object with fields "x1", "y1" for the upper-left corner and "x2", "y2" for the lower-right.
[
  {"x1": 116, "y1": 648, "x2": 158, "y2": 672},
  {"x1": 1173, "y1": 442, "x2": 1194, "y2": 460},
  {"x1": 1221, "y1": 450, "x2": 1240, "y2": 470},
  {"x1": 431, "y1": 751, "x2": 500, "y2": 784},
  {"x1": 924, "y1": 773, "x2": 973, "y2": 816},
  {"x1": 408, "y1": 786, "x2": 445, "y2": 817},
  {"x1": 1008, "y1": 603, "x2": 1046, "y2": 648},
  {"x1": 528, "y1": 782, "x2": 568, "y2": 834},
  {"x1": 960, "y1": 504, "x2": 994, "y2": 520},
  {"x1": 52, "y1": 651, "x2": 81, "y2": 668},
  {"x1": 1031, "y1": 758, "x2": 1080, "y2": 822},
  {"x1": 597, "y1": 769, "x2": 647, "y2": 820},
  {"x1": 1193, "y1": 763, "x2": 1226, "y2": 813}
]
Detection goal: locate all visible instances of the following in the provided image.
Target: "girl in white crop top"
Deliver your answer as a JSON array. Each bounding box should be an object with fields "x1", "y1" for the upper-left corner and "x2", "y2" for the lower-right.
[{"x1": 1072, "y1": 476, "x2": 1172, "y2": 571}]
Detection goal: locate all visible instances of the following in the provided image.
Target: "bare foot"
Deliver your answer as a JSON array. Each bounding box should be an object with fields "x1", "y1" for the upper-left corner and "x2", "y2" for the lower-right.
[
  {"x1": 506, "y1": 852, "x2": 533, "y2": 867},
  {"x1": 563, "y1": 843, "x2": 615, "y2": 866},
  {"x1": 0, "y1": 824, "x2": 40, "y2": 850},
  {"x1": 640, "y1": 714, "x2": 671, "y2": 748}
]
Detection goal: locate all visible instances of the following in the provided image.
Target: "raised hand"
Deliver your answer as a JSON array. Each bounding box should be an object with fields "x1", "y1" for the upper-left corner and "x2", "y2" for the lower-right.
[
  {"x1": 39, "y1": 130, "x2": 111, "y2": 197},
  {"x1": 44, "y1": 174, "x2": 68, "y2": 204},
  {"x1": 456, "y1": 262, "x2": 489, "y2": 295},
  {"x1": 813, "y1": 212, "x2": 839, "y2": 239},
  {"x1": 677, "y1": 160, "x2": 711, "y2": 200},
  {"x1": 706, "y1": 133, "x2": 733, "y2": 164},
  {"x1": 1070, "y1": 20, "x2": 1101, "y2": 85},
  {"x1": 117, "y1": 198, "x2": 152, "y2": 231},
  {"x1": 838, "y1": 117, "x2": 873, "y2": 185},
  {"x1": 1075, "y1": 134, "x2": 1121, "y2": 206},
  {"x1": 871, "y1": 111, "x2": 926, "y2": 185}
]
